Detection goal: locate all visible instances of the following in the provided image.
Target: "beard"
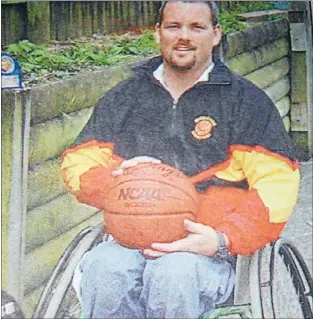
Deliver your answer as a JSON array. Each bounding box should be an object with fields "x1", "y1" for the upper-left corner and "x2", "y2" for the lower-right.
[{"x1": 167, "y1": 51, "x2": 197, "y2": 71}]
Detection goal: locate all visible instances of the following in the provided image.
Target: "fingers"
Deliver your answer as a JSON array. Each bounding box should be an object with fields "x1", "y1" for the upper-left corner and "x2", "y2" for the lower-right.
[
  {"x1": 121, "y1": 156, "x2": 161, "y2": 168},
  {"x1": 184, "y1": 219, "x2": 210, "y2": 234},
  {"x1": 142, "y1": 249, "x2": 168, "y2": 258},
  {"x1": 151, "y1": 237, "x2": 191, "y2": 252},
  {"x1": 143, "y1": 221, "x2": 218, "y2": 257},
  {"x1": 112, "y1": 168, "x2": 125, "y2": 176},
  {"x1": 149, "y1": 220, "x2": 209, "y2": 252},
  {"x1": 112, "y1": 156, "x2": 161, "y2": 176}
]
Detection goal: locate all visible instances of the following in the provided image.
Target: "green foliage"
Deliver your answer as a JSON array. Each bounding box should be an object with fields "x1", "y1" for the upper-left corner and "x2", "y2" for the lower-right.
[
  {"x1": 218, "y1": 1, "x2": 276, "y2": 35},
  {"x1": 228, "y1": 1, "x2": 275, "y2": 13},
  {"x1": 219, "y1": 11, "x2": 246, "y2": 35},
  {"x1": 6, "y1": 31, "x2": 159, "y2": 85},
  {"x1": 6, "y1": 1, "x2": 279, "y2": 84}
]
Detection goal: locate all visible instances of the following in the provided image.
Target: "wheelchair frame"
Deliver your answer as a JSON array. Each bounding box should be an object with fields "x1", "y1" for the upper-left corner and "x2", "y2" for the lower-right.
[{"x1": 32, "y1": 223, "x2": 313, "y2": 319}]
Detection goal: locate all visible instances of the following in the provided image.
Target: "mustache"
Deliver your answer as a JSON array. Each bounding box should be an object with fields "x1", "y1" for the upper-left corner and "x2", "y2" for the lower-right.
[{"x1": 174, "y1": 41, "x2": 196, "y2": 50}]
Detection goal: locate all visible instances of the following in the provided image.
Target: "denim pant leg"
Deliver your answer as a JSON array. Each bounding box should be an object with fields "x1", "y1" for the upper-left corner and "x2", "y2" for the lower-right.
[
  {"x1": 140, "y1": 252, "x2": 235, "y2": 319},
  {"x1": 79, "y1": 241, "x2": 146, "y2": 319}
]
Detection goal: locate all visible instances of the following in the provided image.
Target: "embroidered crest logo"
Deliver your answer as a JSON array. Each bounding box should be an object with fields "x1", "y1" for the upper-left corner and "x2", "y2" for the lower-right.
[{"x1": 192, "y1": 116, "x2": 216, "y2": 140}]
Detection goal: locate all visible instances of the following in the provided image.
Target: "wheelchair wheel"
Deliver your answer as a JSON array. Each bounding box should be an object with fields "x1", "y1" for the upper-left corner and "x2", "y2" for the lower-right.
[
  {"x1": 32, "y1": 223, "x2": 106, "y2": 318},
  {"x1": 256, "y1": 238, "x2": 313, "y2": 319}
]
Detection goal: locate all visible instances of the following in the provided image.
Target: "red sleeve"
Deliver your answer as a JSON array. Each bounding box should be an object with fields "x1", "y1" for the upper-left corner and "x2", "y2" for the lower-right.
[
  {"x1": 61, "y1": 139, "x2": 124, "y2": 210},
  {"x1": 74, "y1": 166, "x2": 117, "y2": 209},
  {"x1": 197, "y1": 186, "x2": 285, "y2": 256}
]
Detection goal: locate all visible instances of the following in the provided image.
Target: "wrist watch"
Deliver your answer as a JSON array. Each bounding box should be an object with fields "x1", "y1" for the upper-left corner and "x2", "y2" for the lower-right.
[{"x1": 214, "y1": 232, "x2": 229, "y2": 259}]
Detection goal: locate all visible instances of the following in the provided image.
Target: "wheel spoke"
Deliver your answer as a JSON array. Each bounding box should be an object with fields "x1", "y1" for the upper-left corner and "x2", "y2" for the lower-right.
[{"x1": 258, "y1": 239, "x2": 313, "y2": 319}]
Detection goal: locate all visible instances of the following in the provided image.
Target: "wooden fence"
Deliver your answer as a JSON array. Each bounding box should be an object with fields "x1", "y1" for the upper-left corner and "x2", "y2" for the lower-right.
[
  {"x1": 1, "y1": 1, "x2": 161, "y2": 46},
  {"x1": 1, "y1": 1, "x2": 278, "y2": 46}
]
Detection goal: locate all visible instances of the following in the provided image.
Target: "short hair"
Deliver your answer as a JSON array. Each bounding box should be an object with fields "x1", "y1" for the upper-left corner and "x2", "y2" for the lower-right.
[{"x1": 157, "y1": 1, "x2": 220, "y2": 26}]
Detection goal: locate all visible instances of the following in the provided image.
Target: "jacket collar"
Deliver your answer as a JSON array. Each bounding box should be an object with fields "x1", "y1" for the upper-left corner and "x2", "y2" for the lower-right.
[
  {"x1": 133, "y1": 56, "x2": 231, "y2": 85},
  {"x1": 153, "y1": 62, "x2": 215, "y2": 89}
]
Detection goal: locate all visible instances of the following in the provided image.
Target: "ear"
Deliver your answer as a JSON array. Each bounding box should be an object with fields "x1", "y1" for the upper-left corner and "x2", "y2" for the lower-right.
[
  {"x1": 212, "y1": 25, "x2": 222, "y2": 47},
  {"x1": 155, "y1": 23, "x2": 161, "y2": 44}
]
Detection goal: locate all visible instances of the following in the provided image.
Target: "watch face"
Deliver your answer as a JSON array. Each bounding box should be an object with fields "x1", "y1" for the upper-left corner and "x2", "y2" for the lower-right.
[{"x1": 217, "y1": 247, "x2": 229, "y2": 259}]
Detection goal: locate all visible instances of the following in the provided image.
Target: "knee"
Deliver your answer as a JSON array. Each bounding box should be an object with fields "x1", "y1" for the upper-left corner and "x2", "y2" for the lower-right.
[
  {"x1": 148, "y1": 253, "x2": 234, "y2": 284},
  {"x1": 151, "y1": 252, "x2": 204, "y2": 280}
]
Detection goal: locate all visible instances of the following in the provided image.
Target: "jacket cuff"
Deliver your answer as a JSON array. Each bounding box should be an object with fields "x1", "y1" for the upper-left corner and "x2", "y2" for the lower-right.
[
  {"x1": 197, "y1": 186, "x2": 286, "y2": 256},
  {"x1": 74, "y1": 166, "x2": 118, "y2": 209}
]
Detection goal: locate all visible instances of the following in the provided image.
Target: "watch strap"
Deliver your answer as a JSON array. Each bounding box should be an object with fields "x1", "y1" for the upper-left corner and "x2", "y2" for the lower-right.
[{"x1": 214, "y1": 231, "x2": 229, "y2": 259}]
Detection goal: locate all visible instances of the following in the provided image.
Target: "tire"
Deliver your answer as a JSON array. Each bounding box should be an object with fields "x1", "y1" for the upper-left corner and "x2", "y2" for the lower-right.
[
  {"x1": 32, "y1": 223, "x2": 106, "y2": 319},
  {"x1": 256, "y1": 238, "x2": 313, "y2": 319}
]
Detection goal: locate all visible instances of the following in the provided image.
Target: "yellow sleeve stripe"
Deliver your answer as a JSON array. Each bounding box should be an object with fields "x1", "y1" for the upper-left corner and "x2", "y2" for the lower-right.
[
  {"x1": 215, "y1": 154, "x2": 245, "y2": 182},
  {"x1": 228, "y1": 148, "x2": 300, "y2": 223},
  {"x1": 61, "y1": 143, "x2": 117, "y2": 192}
]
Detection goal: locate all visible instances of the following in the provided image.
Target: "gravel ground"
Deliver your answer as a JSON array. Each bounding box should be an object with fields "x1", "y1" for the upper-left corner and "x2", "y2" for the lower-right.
[
  {"x1": 260, "y1": 159, "x2": 313, "y2": 318},
  {"x1": 283, "y1": 159, "x2": 313, "y2": 273}
]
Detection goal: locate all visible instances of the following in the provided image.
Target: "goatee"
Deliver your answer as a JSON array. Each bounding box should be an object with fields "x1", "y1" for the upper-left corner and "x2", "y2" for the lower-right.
[{"x1": 169, "y1": 55, "x2": 196, "y2": 71}]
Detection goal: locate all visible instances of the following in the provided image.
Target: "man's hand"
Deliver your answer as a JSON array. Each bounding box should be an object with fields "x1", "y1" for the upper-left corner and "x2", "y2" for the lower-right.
[
  {"x1": 112, "y1": 156, "x2": 161, "y2": 176},
  {"x1": 142, "y1": 219, "x2": 228, "y2": 258}
]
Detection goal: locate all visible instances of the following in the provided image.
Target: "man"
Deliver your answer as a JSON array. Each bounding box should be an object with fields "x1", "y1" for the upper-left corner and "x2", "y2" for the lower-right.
[{"x1": 61, "y1": 1, "x2": 300, "y2": 318}]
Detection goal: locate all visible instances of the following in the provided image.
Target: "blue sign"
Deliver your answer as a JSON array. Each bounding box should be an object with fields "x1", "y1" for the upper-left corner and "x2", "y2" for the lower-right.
[
  {"x1": 270, "y1": 1, "x2": 290, "y2": 10},
  {"x1": 1, "y1": 52, "x2": 24, "y2": 89}
]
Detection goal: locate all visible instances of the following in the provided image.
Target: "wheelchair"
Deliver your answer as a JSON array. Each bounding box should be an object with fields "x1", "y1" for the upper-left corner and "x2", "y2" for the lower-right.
[{"x1": 32, "y1": 223, "x2": 313, "y2": 319}]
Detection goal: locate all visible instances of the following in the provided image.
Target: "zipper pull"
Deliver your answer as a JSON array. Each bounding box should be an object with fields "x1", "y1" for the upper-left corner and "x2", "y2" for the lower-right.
[{"x1": 173, "y1": 100, "x2": 178, "y2": 110}]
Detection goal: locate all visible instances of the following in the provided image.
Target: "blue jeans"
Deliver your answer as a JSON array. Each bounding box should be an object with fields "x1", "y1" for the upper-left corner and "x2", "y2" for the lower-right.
[{"x1": 78, "y1": 241, "x2": 235, "y2": 319}]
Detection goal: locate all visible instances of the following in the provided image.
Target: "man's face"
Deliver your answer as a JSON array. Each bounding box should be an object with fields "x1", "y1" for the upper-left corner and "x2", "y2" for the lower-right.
[{"x1": 155, "y1": 1, "x2": 221, "y2": 72}]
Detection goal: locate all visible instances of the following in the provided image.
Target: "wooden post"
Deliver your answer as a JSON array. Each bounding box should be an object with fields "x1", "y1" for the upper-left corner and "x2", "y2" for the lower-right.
[
  {"x1": 1, "y1": 89, "x2": 31, "y2": 303},
  {"x1": 68, "y1": 1, "x2": 74, "y2": 40},
  {"x1": 116, "y1": 1, "x2": 122, "y2": 31},
  {"x1": 121, "y1": 0, "x2": 129, "y2": 29},
  {"x1": 128, "y1": 1, "x2": 137, "y2": 29},
  {"x1": 55, "y1": 1, "x2": 69, "y2": 41},
  {"x1": 73, "y1": 1, "x2": 83, "y2": 38},
  {"x1": 289, "y1": 1, "x2": 312, "y2": 159},
  {"x1": 27, "y1": 1, "x2": 50, "y2": 43},
  {"x1": 136, "y1": 1, "x2": 144, "y2": 28},
  {"x1": 83, "y1": 2, "x2": 92, "y2": 37},
  {"x1": 305, "y1": 1, "x2": 313, "y2": 155},
  {"x1": 49, "y1": 1, "x2": 57, "y2": 40},
  {"x1": 143, "y1": 1, "x2": 149, "y2": 26},
  {"x1": 92, "y1": 1, "x2": 99, "y2": 35},
  {"x1": 102, "y1": 1, "x2": 108, "y2": 35},
  {"x1": 109, "y1": 1, "x2": 116, "y2": 33},
  {"x1": 122, "y1": 1, "x2": 130, "y2": 28},
  {"x1": 1, "y1": 2, "x2": 27, "y2": 46}
]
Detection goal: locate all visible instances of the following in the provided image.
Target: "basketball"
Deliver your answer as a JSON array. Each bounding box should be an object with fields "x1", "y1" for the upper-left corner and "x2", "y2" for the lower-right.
[{"x1": 103, "y1": 162, "x2": 199, "y2": 249}]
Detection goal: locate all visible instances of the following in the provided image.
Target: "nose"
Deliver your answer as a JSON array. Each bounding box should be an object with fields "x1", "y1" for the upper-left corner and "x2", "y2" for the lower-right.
[{"x1": 177, "y1": 26, "x2": 191, "y2": 41}]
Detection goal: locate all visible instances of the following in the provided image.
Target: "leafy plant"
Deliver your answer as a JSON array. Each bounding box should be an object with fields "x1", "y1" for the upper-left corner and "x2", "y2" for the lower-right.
[
  {"x1": 218, "y1": 1, "x2": 277, "y2": 35},
  {"x1": 219, "y1": 11, "x2": 247, "y2": 35},
  {"x1": 6, "y1": 31, "x2": 159, "y2": 85},
  {"x1": 229, "y1": 1, "x2": 275, "y2": 13},
  {"x1": 5, "y1": 1, "x2": 279, "y2": 85}
]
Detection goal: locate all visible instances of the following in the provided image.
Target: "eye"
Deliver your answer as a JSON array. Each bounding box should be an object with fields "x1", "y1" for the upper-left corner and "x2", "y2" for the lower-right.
[
  {"x1": 165, "y1": 24, "x2": 179, "y2": 29},
  {"x1": 194, "y1": 25, "x2": 205, "y2": 30}
]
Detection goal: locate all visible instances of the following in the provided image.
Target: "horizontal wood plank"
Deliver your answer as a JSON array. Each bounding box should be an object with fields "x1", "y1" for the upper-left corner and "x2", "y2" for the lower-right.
[
  {"x1": 26, "y1": 193, "x2": 99, "y2": 252},
  {"x1": 23, "y1": 213, "x2": 102, "y2": 294},
  {"x1": 29, "y1": 107, "x2": 93, "y2": 166},
  {"x1": 227, "y1": 38, "x2": 289, "y2": 76}
]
